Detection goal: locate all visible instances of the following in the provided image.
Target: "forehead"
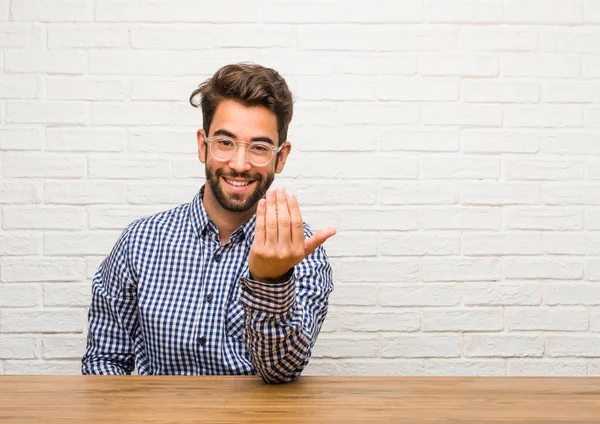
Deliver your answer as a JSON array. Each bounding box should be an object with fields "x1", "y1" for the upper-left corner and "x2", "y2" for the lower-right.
[{"x1": 210, "y1": 99, "x2": 278, "y2": 142}]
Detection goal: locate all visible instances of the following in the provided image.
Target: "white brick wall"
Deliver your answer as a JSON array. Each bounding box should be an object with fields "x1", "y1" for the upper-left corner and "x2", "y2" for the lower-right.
[{"x1": 1, "y1": 0, "x2": 599, "y2": 377}]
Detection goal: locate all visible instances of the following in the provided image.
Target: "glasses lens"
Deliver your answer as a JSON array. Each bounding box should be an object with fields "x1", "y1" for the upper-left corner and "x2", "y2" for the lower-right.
[
  {"x1": 210, "y1": 137, "x2": 236, "y2": 160},
  {"x1": 247, "y1": 143, "x2": 273, "y2": 166}
]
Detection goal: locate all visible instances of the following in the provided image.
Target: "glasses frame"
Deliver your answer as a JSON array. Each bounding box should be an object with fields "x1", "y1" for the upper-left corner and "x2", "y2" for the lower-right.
[{"x1": 204, "y1": 135, "x2": 284, "y2": 167}]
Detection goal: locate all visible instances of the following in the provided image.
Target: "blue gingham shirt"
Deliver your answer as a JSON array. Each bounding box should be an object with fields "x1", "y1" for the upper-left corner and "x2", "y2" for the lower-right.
[{"x1": 81, "y1": 186, "x2": 333, "y2": 383}]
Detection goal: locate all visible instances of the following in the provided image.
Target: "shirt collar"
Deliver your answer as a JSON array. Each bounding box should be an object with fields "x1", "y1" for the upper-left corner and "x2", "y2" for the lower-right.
[{"x1": 189, "y1": 185, "x2": 256, "y2": 247}]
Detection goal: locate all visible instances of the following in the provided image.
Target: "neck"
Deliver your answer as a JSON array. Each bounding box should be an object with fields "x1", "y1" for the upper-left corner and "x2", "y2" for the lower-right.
[{"x1": 202, "y1": 186, "x2": 255, "y2": 244}]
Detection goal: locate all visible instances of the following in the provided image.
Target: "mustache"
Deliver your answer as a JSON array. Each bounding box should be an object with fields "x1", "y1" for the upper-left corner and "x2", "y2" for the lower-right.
[{"x1": 216, "y1": 169, "x2": 262, "y2": 181}]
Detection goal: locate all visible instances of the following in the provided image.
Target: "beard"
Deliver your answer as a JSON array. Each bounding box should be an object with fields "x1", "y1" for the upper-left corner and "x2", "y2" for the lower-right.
[{"x1": 205, "y1": 165, "x2": 274, "y2": 213}]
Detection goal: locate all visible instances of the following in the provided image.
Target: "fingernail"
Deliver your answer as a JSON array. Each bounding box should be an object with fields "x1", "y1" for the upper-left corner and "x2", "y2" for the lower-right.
[{"x1": 287, "y1": 192, "x2": 295, "y2": 200}]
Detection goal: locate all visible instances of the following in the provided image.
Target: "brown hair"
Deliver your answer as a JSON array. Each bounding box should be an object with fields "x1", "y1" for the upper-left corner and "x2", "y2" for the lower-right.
[{"x1": 189, "y1": 63, "x2": 294, "y2": 146}]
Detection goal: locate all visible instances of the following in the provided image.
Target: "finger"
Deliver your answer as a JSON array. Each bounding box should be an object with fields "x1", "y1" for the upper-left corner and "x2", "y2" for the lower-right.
[
  {"x1": 276, "y1": 187, "x2": 292, "y2": 245},
  {"x1": 265, "y1": 188, "x2": 278, "y2": 249},
  {"x1": 304, "y1": 227, "x2": 337, "y2": 257},
  {"x1": 253, "y1": 198, "x2": 266, "y2": 247},
  {"x1": 286, "y1": 191, "x2": 304, "y2": 246}
]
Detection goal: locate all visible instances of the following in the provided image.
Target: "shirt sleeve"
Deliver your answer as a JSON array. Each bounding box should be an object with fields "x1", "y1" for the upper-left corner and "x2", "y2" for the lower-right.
[
  {"x1": 81, "y1": 224, "x2": 139, "y2": 375},
  {"x1": 239, "y1": 226, "x2": 334, "y2": 384}
]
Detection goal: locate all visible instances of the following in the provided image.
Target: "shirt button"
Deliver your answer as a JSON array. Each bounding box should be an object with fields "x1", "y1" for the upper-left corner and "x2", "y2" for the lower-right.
[
  {"x1": 205, "y1": 294, "x2": 213, "y2": 303},
  {"x1": 199, "y1": 336, "x2": 206, "y2": 346},
  {"x1": 213, "y1": 253, "x2": 221, "y2": 262}
]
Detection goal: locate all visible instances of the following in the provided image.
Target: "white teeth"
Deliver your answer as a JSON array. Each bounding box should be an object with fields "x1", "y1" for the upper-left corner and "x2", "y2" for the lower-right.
[{"x1": 225, "y1": 178, "x2": 250, "y2": 187}]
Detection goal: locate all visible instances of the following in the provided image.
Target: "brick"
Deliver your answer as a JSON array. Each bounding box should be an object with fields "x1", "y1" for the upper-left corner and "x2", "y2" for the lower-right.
[
  {"x1": 462, "y1": 130, "x2": 541, "y2": 154},
  {"x1": 3, "y1": 153, "x2": 85, "y2": 178},
  {"x1": 420, "y1": 207, "x2": 501, "y2": 230},
  {"x1": 11, "y1": 0, "x2": 90, "y2": 21},
  {"x1": 420, "y1": 156, "x2": 500, "y2": 179},
  {"x1": 86, "y1": 257, "x2": 104, "y2": 279},
  {"x1": 172, "y1": 159, "x2": 204, "y2": 179},
  {"x1": 5, "y1": 50, "x2": 86, "y2": 74},
  {"x1": 88, "y1": 158, "x2": 170, "y2": 180},
  {"x1": 505, "y1": 0, "x2": 583, "y2": 24},
  {"x1": 44, "y1": 232, "x2": 120, "y2": 256},
  {"x1": 131, "y1": 26, "x2": 213, "y2": 49},
  {"x1": 319, "y1": 309, "x2": 337, "y2": 333},
  {"x1": 43, "y1": 335, "x2": 86, "y2": 359},
  {"x1": 284, "y1": 181, "x2": 376, "y2": 207},
  {"x1": 0, "y1": 23, "x2": 43, "y2": 47},
  {"x1": 312, "y1": 335, "x2": 378, "y2": 358},
  {"x1": 585, "y1": 0, "x2": 600, "y2": 22},
  {"x1": 336, "y1": 103, "x2": 419, "y2": 125},
  {"x1": 420, "y1": 55, "x2": 497, "y2": 77},
  {"x1": 587, "y1": 210, "x2": 600, "y2": 230},
  {"x1": 541, "y1": 28, "x2": 600, "y2": 54},
  {"x1": 0, "y1": 233, "x2": 41, "y2": 256},
  {"x1": 338, "y1": 209, "x2": 419, "y2": 231},
  {"x1": 379, "y1": 283, "x2": 460, "y2": 307},
  {"x1": 91, "y1": 103, "x2": 175, "y2": 126},
  {"x1": 306, "y1": 359, "x2": 426, "y2": 376},
  {"x1": 507, "y1": 360, "x2": 587, "y2": 376},
  {"x1": 505, "y1": 207, "x2": 583, "y2": 231},
  {"x1": 379, "y1": 129, "x2": 460, "y2": 152},
  {"x1": 45, "y1": 181, "x2": 126, "y2": 205},
  {"x1": 544, "y1": 184, "x2": 600, "y2": 205},
  {"x1": 0, "y1": 336, "x2": 39, "y2": 359},
  {"x1": 543, "y1": 81, "x2": 600, "y2": 103},
  {"x1": 324, "y1": 232, "x2": 378, "y2": 257},
  {"x1": 461, "y1": 27, "x2": 537, "y2": 52},
  {"x1": 129, "y1": 130, "x2": 196, "y2": 155},
  {"x1": 343, "y1": 0, "x2": 422, "y2": 22},
  {"x1": 422, "y1": 258, "x2": 501, "y2": 282},
  {"x1": 545, "y1": 132, "x2": 600, "y2": 155},
  {"x1": 508, "y1": 307, "x2": 588, "y2": 331},
  {"x1": 88, "y1": 206, "x2": 163, "y2": 230},
  {"x1": 338, "y1": 311, "x2": 420, "y2": 332},
  {"x1": 90, "y1": 50, "x2": 172, "y2": 75},
  {"x1": 426, "y1": 360, "x2": 505, "y2": 376},
  {"x1": 462, "y1": 283, "x2": 541, "y2": 306},
  {"x1": 426, "y1": 0, "x2": 502, "y2": 22},
  {"x1": 505, "y1": 105, "x2": 583, "y2": 128},
  {"x1": 588, "y1": 160, "x2": 600, "y2": 179},
  {"x1": 545, "y1": 233, "x2": 600, "y2": 255},
  {"x1": 298, "y1": 25, "x2": 377, "y2": 51},
  {"x1": 297, "y1": 76, "x2": 375, "y2": 101},
  {"x1": 462, "y1": 80, "x2": 539, "y2": 103},
  {"x1": 378, "y1": 27, "x2": 459, "y2": 51},
  {"x1": 465, "y1": 334, "x2": 543, "y2": 358},
  {"x1": 382, "y1": 335, "x2": 460, "y2": 358},
  {"x1": 6, "y1": 101, "x2": 88, "y2": 125},
  {"x1": 380, "y1": 233, "x2": 461, "y2": 256},
  {"x1": 0, "y1": 284, "x2": 41, "y2": 307},
  {"x1": 329, "y1": 284, "x2": 377, "y2": 306},
  {"x1": 1, "y1": 257, "x2": 85, "y2": 282},
  {"x1": 423, "y1": 308, "x2": 503, "y2": 332},
  {"x1": 592, "y1": 312, "x2": 600, "y2": 331},
  {"x1": 46, "y1": 128, "x2": 126, "y2": 152},
  {"x1": 258, "y1": 52, "x2": 336, "y2": 76},
  {"x1": 463, "y1": 233, "x2": 542, "y2": 256},
  {"x1": 0, "y1": 309, "x2": 85, "y2": 333},
  {"x1": 336, "y1": 54, "x2": 416, "y2": 75},
  {"x1": 377, "y1": 77, "x2": 458, "y2": 101},
  {"x1": 423, "y1": 104, "x2": 502, "y2": 126},
  {"x1": 215, "y1": 25, "x2": 293, "y2": 48},
  {"x1": 380, "y1": 182, "x2": 460, "y2": 205},
  {"x1": 0, "y1": 181, "x2": 40, "y2": 204},
  {"x1": 583, "y1": 56, "x2": 600, "y2": 78},
  {"x1": 43, "y1": 283, "x2": 91, "y2": 307},
  {"x1": 130, "y1": 78, "x2": 200, "y2": 101},
  {"x1": 502, "y1": 54, "x2": 580, "y2": 78},
  {"x1": 47, "y1": 77, "x2": 125, "y2": 101},
  {"x1": 3, "y1": 360, "x2": 81, "y2": 375},
  {"x1": 546, "y1": 336, "x2": 600, "y2": 357},
  {"x1": 48, "y1": 24, "x2": 128, "y2": 48},
  {"x1": 262, "y1": 1, "x2": 340, "y2": 23},
  {"x1": 505, "y1": 159, "x2": 584, "y2": 181},
  {"x1": 128, "y1": 182, "x2": 200, "y2": 205},
  {"x1": 462, "y1": 182, "x2": 539, "y2": 205},
  {"x1": 283, "y1": 157, "x2": 339, "y2": 179},
  {"x1": 591, "y1": 362, "x2": 600, "y2": 375},
  {"x1": 96, "y1": 0, "x2": 258, "y2": 22},
  {"x1": 339, "y1": 155, "x2": 417, "y2": 179},
  {"x1": 291, "y1": 125, "x2": 375, "y2": 152},
  {"x1": 0, "y1": 128, "x2": 43, "y2": 151},
  {"x1": 587, "y1": 259, "x2": 600, "y2": 281},
  {"x1": 586, "y1": 107, "x2": 600, "y2": 128},
  {"x1": 0, "y1": 75, "x2": 41, "y2": 99},
  {"x1": 545, "y1": 283, "x2": 600, "y2": 305},
  {"x1": 504, "y1": 258, "x2": 583, "y2": 280},
  {"x1": 335, "y1": 258, "x2": 418, "y2": 282}
]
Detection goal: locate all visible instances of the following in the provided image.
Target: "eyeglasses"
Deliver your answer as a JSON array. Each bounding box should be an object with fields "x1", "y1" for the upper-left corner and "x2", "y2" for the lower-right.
[{"x1": 205, "y1": 135, "x2": 284, "y2": 167}]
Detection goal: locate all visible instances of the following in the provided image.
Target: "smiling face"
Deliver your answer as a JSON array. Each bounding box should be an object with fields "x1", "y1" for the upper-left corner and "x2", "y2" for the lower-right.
[{"x1": 197, "y1": 99, "x2": 291, "y2": 214}]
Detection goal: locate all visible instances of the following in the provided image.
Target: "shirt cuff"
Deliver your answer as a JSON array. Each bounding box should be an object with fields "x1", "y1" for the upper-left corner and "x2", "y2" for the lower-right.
[{"x1": 240, "y1": 270, "x2": 296, "y2": 314}]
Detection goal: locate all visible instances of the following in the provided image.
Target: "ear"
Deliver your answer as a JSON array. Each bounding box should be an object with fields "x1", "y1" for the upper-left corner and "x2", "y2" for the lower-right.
[
  {"x1": 275, "y1": 141, "x2": 292, "y2": 174},
  {"x1": 197, "y1": 129, "x2": 207, "y2": 164}
]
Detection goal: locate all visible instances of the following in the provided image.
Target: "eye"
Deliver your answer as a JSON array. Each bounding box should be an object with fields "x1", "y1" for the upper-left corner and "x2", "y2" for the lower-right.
[
  {"x1": 216, "y1": 138, "x2": 235, "y2": 148},
  {"x1": 249, "y1": 143, "x2": 270, "y2": 153}
]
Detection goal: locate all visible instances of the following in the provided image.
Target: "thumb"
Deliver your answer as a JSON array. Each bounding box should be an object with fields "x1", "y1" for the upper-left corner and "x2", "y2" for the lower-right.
[{"x1": 304, "y1": 227, "x2": 337, "y2": 257}]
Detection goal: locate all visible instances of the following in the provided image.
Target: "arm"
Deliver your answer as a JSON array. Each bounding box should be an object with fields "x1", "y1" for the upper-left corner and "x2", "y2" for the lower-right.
[
  {"x1": 241, "y1": 240, "x2": 333, "y2": 384},
  {"x1": 245, "y1": 187, "x2": 336, "y2": 384},
  {"x1": 81, "y1": 225, "x2": 139, "y2": 375}
]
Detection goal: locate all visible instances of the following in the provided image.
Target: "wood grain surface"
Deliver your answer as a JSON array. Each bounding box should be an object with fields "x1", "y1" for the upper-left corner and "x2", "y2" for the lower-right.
[{"x1": 1, "y1": 376, "x2": 600, "y2": 423}]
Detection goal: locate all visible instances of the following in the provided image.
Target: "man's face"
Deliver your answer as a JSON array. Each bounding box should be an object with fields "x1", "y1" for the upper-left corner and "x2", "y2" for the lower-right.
[{"x1": 197, "y1": 99, "x2": 291, "y2": 213}]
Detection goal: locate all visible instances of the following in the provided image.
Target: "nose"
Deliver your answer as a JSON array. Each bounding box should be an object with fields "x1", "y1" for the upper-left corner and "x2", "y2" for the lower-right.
[{"x1": 228, "y1": 144, "x2": 252, "y2": 173}]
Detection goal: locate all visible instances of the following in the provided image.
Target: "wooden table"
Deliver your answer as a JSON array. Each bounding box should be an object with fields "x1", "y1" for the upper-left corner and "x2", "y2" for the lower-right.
[{"x1": 1, "y1": 376, "x2": 600, "y2": 423}]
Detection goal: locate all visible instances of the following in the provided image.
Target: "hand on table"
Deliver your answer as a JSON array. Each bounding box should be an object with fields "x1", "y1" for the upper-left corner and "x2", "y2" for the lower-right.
[{"x1": 248, "y1": 187, "x2": 336, "y2": 283}]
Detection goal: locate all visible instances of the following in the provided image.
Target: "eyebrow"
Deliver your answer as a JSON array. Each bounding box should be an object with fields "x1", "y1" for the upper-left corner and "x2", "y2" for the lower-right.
[{"x1": 212, "y1": 129, "x2": 276, "y2": 146}]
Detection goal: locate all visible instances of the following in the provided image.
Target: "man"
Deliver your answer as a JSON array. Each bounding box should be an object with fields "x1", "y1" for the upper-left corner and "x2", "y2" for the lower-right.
[{"x1": 81, "y1": 63, "x2": 336, "y2": 383}]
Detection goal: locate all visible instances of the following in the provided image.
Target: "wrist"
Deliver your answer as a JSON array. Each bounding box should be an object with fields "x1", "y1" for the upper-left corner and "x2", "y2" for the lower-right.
[{"x1": 250, "y1": 267, "x2": 294, "y2": 284}]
